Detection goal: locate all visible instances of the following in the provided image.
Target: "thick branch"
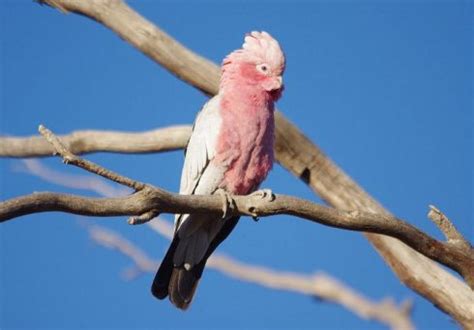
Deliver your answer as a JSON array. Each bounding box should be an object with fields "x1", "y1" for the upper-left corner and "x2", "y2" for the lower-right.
[
  {"x1": 89, "y1": 223, "x2": 414, "y2": 330},
  {"x1": 0, "y1": 191, "x2": 149, "y2": 219},
  {"x1": 2, "y1": 180, "x2": 472, "y2": 288},
  {"x1": 6, "y1": 126, "x2": 474, "y2": 280},
  {"x1": 18, "y1": 161, "x2": 413, "y2": 329},
  {"x1": 9, "y1": 0, "x2": 473, "y2": 326}
]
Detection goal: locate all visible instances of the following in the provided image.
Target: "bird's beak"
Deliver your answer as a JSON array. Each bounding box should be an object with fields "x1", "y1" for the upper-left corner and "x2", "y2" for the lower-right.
[
  {"x1": 264, "y1": 76, "x2": 284, "y2": 95},
  {"x1": 269, "y1": 76, "x2": 284, "y2": 101},
  {"x1": 274, "y1": 76, "x2": 283, "y2": 90}
]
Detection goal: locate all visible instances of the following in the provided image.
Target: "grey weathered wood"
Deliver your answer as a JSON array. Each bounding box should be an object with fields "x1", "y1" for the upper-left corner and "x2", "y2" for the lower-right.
[{"x1": 0, "y1": 0, "x2": 470, "y2": 326}]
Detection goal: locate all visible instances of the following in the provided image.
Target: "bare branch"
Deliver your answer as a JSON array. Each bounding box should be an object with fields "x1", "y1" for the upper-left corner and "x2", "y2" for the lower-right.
[
  {"x1": 0, "y1": 126, "x2": 191, "y2": 158},
  {"x1": 3, "y1": 0, "x2": 471, "y2": 325},
  {"x1": 4, "y1": 160, "x2": 417, "y2": 328},
  {"x1": 89, "y1": 225, "x2": 157, "y2": 273},
  {"x1": 3, "y1": 186, "x2": 473, "y2": 286},
  {"x1": 2, "y1": 132, "x2": 472, "y2": 289},
  {"x1": 0, "y1": 191, "x2": 149, "y2": 220},
  {"x1": 428, "y1": 205, "x2": 470, "y2": 248},
  {"x1": 89, "y1": 223, "x2": 414, "y2": 330},
  {"x1": 208, "y1": 255, "x2": 414, "y2": 330}
]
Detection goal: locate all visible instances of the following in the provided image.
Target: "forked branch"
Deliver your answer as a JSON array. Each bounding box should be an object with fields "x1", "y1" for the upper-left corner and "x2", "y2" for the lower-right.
[
  {"x1": 2, "y1": 0, "x2": 473, "y2": 326},
  {"x1": 1, "y1": 126, "x2": 472, "y2": 290},
  {"x1": 14, "y1": 160, "x2": 414, "y2": 329}
]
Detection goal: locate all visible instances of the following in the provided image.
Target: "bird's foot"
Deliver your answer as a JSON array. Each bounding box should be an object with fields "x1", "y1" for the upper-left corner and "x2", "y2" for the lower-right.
[
  {"x1": 215, "y1": 188, "x2": 236, "y2": 219},
  {"x1": 249, "y1": 189, "x2": 275, "y2": 202},
  {"x1": 248, "y1": 189, "x2": 275, "y2": 221}
]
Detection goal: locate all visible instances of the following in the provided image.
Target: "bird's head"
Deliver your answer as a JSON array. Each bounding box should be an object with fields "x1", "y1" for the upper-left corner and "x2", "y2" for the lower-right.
[{"x1": 221, "y1": 31, "x2": 286, "y2": 101}]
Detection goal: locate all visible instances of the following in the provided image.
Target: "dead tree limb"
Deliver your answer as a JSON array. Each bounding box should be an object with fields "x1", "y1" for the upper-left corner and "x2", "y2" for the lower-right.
[
  {"x1": 2, "y1": 126, "x2": 472, "y2": 293},
  {"x1": 0, "y1": 126, "x2": 191, "y2": 158},
  {"x1": 0, "y1": 0, "x2": 471, "y2": 326},
  {"x1": 89, "y1": 223, "x2": 414, "y2": 330},
  {"x1": 15, "y1": 159, "x2": 415, "y2": 329}
]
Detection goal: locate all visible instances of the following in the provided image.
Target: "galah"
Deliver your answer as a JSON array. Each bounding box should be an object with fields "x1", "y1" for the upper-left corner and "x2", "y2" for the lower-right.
[{"x1": 151, "y1": 31, "x2": 286, "y2": 309}]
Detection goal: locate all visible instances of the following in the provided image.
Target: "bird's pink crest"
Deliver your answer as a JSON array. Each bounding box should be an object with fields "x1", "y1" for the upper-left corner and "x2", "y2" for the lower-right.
[{"x1": 222, "y1": 31, "x2": 285, "y2": 74}]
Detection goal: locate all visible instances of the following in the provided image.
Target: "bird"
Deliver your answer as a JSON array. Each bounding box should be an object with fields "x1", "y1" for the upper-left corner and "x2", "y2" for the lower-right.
[{"x1": 151, "y1": 31, "x2": 286, "y2": 310}]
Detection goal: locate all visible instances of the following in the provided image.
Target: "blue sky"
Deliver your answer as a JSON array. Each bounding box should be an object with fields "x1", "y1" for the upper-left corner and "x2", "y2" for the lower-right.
[{"x1": 1, "y1": 0, "x2": 472, "y2": 329}]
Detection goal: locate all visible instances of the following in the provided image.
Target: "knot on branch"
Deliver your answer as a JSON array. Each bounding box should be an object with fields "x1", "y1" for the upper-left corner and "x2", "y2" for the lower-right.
[{"x1": 128, "y1": 210, "x2": 160, "y2": 225}]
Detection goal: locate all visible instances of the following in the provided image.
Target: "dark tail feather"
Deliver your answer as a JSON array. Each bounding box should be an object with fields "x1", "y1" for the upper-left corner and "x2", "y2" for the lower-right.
[
  {"x1": 168, "y1": 268, "x2": 200, "y2": 310},
  {"x1": 166, "y1": 216, "x2": 240, "y2": 309},
  {"x1": 151, "y1": 237, "x2": 179, "y2": 300},
  {"x1": 151, "y1": 216, "x2": 240, "y2": 310}
]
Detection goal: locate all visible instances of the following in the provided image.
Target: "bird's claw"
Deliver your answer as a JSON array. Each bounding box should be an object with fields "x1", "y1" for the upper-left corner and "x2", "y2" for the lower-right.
[
  {"x1": 248, "y1": 189, "x2": 275, "y2": 221},
  {"x1": 249, "y1": 189, "x2": 275, "y2": 202},
  {"x1": 215, "y1": 189, "x2": 236, "y2": 219},
  {"x1": 250, "y1": 208, "x2": 260, "y2": 222}
]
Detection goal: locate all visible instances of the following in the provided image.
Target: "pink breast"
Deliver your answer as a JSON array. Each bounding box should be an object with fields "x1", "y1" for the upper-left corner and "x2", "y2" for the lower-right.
[
  {"x1": 214, "y1": 97, "x2": 275, "y2": 195},
  {"x1": 223, "y1": 144, "x2": 273, "y2": 195}
]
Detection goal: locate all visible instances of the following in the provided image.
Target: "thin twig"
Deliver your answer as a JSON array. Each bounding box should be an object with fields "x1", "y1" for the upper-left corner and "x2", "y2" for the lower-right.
[{"x1": 38, "y1": 125, "x2": 146, "y2": 191}]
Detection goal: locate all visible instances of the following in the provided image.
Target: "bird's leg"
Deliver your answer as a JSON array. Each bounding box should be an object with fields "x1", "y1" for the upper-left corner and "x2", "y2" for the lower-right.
[{"x1": 215, "y1": 188, "x2": 236, "y2": 219}]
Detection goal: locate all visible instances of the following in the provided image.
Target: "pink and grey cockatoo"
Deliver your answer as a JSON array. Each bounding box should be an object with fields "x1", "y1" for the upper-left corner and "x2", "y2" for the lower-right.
[{"x1": 151, "y1": 31, "x2": 285, "y2": 309}]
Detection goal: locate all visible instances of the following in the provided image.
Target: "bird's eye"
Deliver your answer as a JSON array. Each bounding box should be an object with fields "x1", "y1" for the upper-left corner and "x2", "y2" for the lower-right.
[{"x1": 257, "y1": 63, "x2": 270, "y2": 74}]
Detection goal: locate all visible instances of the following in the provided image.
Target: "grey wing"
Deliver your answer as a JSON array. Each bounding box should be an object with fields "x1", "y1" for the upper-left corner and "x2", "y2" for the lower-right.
[{"x1": 174, "y1": 95, "x2": 226, "y2": 232}]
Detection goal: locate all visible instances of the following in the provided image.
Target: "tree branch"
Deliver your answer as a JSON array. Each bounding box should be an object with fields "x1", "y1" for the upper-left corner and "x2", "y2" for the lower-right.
[
  {"x1": 89, "y1": 223, "x2": 414, "y2": 330},
  {"x1": 2, "y1": 126, "x2": 472, "y2": 291},
  {"x1": 16, "y1": 160, "x2": 414, "y2": 329},
  {"x1": 3, "y1": 184, "x2": 473, "y2": 286},
  {"x1": 0, "y1": 191, "x2": 148, "y2": 219},
  {"x1": 428, "y1": 205, "x2": 471, "y2": 248},
  {"x1": 3, "y1": 0, "x2": 471, "y2": 326},
  {"x1": 38, "y1": 125, "x2": 146, "y2": 191},
  {"x1": 0, "y1": 126, "x2": 191, "y2": 158}
]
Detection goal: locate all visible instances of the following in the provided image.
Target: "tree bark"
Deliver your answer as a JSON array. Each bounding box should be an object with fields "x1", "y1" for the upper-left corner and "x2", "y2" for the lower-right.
[{"x1": 3, "y1": 0, "x2": 470, "y2": 326}]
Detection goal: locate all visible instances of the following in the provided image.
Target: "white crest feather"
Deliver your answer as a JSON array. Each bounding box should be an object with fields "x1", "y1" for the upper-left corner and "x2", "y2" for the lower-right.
[{"x1": 224, "y1": 30, "x2": 285, "y2": 74}]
